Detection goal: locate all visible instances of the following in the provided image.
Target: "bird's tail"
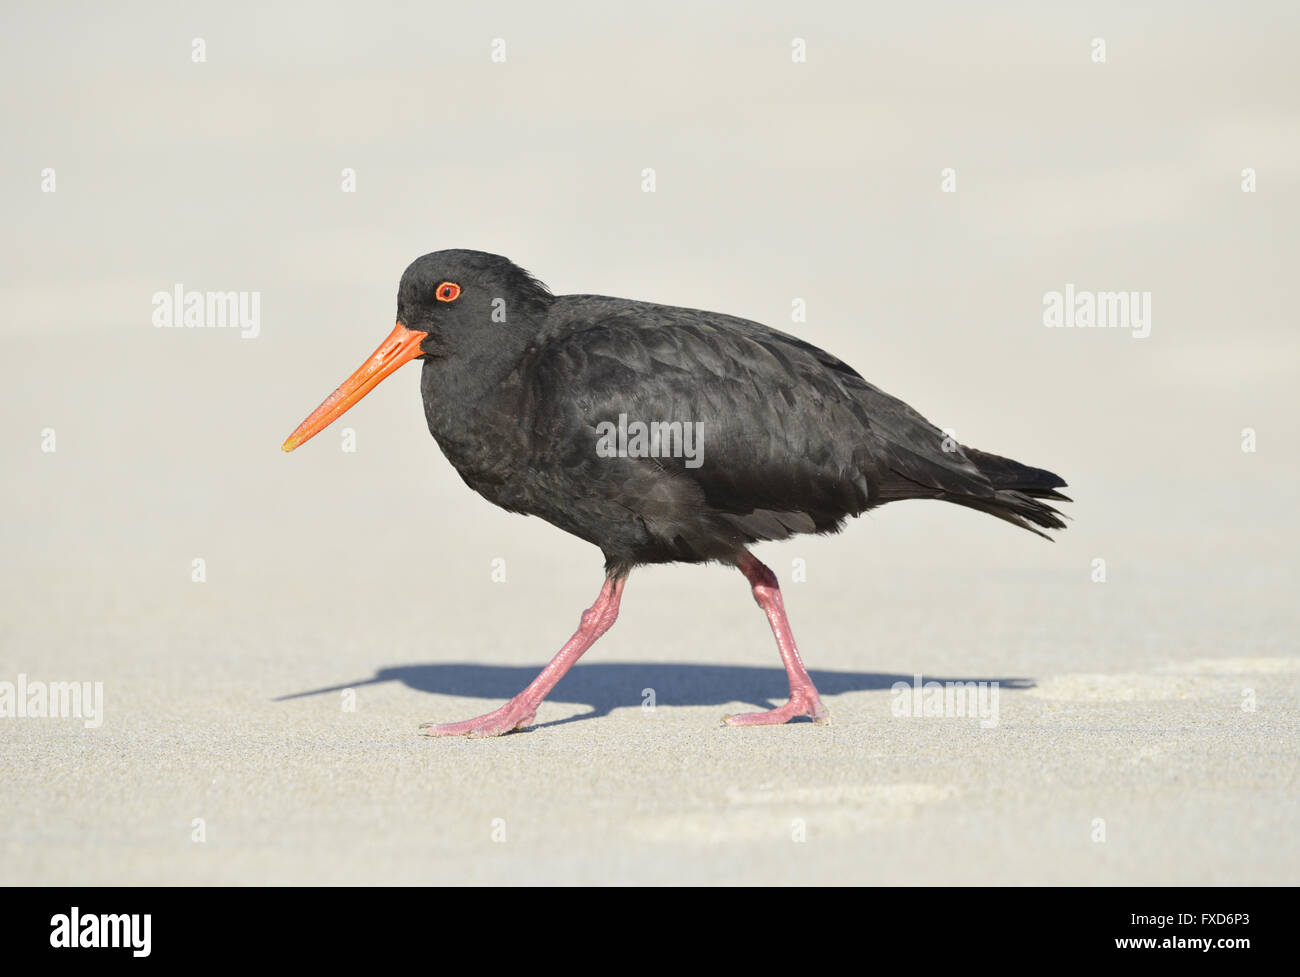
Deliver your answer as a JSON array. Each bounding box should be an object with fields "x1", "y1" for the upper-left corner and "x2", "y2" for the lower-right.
[{"x1": 954, "y1": 446, "x2": 1071, "y2": 539}]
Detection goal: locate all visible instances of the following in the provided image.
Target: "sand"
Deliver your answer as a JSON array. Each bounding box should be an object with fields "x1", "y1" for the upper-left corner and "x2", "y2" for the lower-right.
[
  {"x1": 2, "y1": 1, "x2": 1297, "y2": 884},
  {"x1": 3, "y1": 353, "x2": 1296, "y2": 882}
]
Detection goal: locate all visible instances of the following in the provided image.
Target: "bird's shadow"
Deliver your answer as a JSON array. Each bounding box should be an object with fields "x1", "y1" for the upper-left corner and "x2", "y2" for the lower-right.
[{"x1": 276, "y1": 663, "x2": 1035, "y2": 729}]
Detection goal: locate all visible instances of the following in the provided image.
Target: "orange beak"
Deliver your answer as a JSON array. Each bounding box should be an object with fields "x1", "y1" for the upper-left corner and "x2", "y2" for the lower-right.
[{"x1": 281, "y1": 322, "x2": 429, "y2": 452}]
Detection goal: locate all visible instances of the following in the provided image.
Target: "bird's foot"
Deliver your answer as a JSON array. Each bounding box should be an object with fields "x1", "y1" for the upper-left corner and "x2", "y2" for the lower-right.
[
  {"x1": 722, "y1": 687, "x2": 828, "y2": 727},
  {"x1": 419, "y1": 698, "x2": 538, "y2": 738}
]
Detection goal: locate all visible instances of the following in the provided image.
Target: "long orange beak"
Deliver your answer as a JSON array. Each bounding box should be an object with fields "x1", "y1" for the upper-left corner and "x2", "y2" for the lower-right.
[{"x1": 281, "y1": 322, "x2": 429, "y2": 452}]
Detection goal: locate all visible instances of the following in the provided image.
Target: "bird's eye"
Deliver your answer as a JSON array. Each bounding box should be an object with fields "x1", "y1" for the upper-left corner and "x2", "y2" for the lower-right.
[{"x1": 436, "y1": 282, "x2": 461, "y2": 302}]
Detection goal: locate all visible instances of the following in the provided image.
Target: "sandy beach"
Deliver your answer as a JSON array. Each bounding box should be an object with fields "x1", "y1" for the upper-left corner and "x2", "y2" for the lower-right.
[{"x1": 2, "y1": 2, "x2": 1297, "y2": 884}]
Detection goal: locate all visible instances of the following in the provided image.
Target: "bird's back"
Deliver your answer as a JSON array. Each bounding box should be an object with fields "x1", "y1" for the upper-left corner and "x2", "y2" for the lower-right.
[{"x1": 485, "y1": 294, "x2": 1064, "y2": 572}]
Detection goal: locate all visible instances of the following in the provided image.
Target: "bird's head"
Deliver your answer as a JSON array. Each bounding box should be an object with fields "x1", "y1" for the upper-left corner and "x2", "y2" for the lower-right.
[{"x1": 281, "y1": 249, "x2": 551, "y2": 452}]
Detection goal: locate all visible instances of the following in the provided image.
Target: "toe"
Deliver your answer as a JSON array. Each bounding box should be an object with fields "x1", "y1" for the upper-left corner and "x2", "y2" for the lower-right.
[{"x1": 419, "y1": 705, "x2": 536, "y2": 738}]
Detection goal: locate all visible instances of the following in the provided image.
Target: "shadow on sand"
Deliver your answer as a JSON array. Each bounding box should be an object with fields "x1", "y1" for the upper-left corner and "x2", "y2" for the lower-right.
[{"x1": 276, "y1": 663, "x2": 1034, "y2": 729}]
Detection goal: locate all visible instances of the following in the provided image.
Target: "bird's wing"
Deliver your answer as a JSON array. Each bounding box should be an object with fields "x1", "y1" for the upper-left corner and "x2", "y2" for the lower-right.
[{"x1": 522, "y1": 298, "x2": 999, "y2": 547}]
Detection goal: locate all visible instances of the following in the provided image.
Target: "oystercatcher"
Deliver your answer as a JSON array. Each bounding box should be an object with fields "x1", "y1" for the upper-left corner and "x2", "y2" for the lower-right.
[{"x1": 283, "y1": 250, "x2": 1069, "y2": 736}]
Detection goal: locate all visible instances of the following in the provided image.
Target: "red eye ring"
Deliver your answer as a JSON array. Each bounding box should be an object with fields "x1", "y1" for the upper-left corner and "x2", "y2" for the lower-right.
[{"x1": 436, "y1": 281, "x2": 461, "y2": 302}]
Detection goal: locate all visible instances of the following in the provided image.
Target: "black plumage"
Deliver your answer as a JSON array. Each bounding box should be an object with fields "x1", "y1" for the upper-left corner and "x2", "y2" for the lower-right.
[
  {"x1": 284, "y1": 249, "x2": 1070, "y2": 736},
  {"x1": 406, "y1": 251, "x2": 1067, "y2": 574}
]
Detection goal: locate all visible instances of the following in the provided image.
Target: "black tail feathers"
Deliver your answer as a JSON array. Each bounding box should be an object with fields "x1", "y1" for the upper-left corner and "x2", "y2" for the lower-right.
[{"x1": 959, "y1": 446, "x2": 1071, "y2": 539}]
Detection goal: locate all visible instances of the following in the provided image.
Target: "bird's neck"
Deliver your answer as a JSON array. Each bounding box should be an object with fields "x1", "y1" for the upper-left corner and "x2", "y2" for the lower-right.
[
  {"x1": 419, "y1": 353, "x2": 538, "y2": 504},
  {"x1": 420, "y1": 345, "x2": 530, "y2": 447}
]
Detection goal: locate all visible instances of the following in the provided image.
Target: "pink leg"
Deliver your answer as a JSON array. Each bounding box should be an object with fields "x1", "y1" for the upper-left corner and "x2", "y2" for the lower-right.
[
  {"x1": 722, "y1": 551, "x2": 828, "y2": 727},
  {"x1": 420, "y1": 574, "x2": 627, "y2": 738}
]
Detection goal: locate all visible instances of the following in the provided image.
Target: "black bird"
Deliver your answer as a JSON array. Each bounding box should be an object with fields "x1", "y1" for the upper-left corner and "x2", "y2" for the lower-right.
[{"x1": 283, "y1": 250, "x2": 1069, "y2": 737}]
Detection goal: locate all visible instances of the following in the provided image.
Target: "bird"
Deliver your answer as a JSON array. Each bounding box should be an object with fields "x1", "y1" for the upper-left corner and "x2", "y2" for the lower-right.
[{"x1": 282, "y1": 249, "x2": 1069, "y2": 737}]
